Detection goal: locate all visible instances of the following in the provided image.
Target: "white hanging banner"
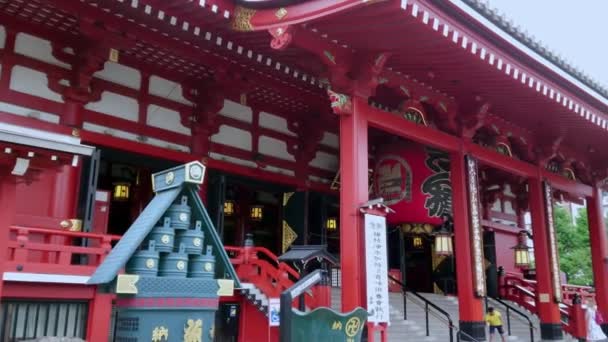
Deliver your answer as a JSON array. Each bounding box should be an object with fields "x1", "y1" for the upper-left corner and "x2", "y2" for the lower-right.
[{"x1": 364, "y1": 213, "x2": 390, "y2": 324}]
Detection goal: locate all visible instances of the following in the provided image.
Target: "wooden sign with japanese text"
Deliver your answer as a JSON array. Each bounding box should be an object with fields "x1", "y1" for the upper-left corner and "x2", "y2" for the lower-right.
[{"x1": 364, "y1": 214, "x2": 390, "y2": 324}]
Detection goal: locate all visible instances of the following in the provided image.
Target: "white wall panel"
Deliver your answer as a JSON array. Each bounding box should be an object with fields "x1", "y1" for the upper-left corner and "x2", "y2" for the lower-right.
[
  {"x1": 10, "y1": 66, "x2": 63, "y2": 103},
  {"x1": 309, "y1": 151, "x2": 339, "y2": 171},
  {"x1": 211, "y1": 125, "x2": 251, "y2": 151},
  {"x1": 83, "y1": 122, "x2": 139, "y2": 141},
  {"x1": 320, "y1": 132, "x2": 339, "y2": 148},
  {"x1": 85, "y1": 91, "x2": 139, "y2": 121},
  {"x1": 258, "y1": 136, "x2": 294, "y2": 161},
  {"x1": 0, "y1": 101, "x2": 60, "y2": 123},
  {"x1": 145, "y1": 136, "x2": 190, "y2": 153},
  {"x1": 149, "y1": 75, "x2": 192, "y2": 105},
  {"x1": 95, "y1": 62, "x2": 141, "y2": 90},
  {"x1": 14, "y1": 33, "x2": 70, "y2": 69},
  {"x1": 259, "y1": 112, "x2": 296, "y2": 136},
  {"x1": 147, "y1": 105, "x2": 191, "y2": 135},
  {"x1": 209, "y1": 152, "x2": 257, "y2": 168},
  {"x1": 262, "y1": 165, "x2": 295, "y2": 177},
  {"x1": 0, "y1": 25, "x2": 6, "y2": 49},
  {"x1": 219, "y1": 100, "x2": 252, "y2": 123}
]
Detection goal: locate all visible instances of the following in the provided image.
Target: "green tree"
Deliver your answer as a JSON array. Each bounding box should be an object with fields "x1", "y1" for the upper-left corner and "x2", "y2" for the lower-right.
[{"x1": 553, "y1": 206, "x2": 593, "y2": 286}]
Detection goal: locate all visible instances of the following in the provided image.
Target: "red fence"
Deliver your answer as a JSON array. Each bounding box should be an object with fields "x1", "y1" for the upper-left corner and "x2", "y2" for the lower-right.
[
  {"x1": 500, "y1": 272, "x2": 593, "y2": 339},
  {"x1": 6, "y1": 226, "x2": 121, "y2": 276}
]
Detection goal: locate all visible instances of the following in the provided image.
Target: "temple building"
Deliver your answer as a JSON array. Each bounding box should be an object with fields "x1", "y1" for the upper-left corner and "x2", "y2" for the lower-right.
[{"x1": 0, "y1": 0, "x2": 606, "y2": 341}]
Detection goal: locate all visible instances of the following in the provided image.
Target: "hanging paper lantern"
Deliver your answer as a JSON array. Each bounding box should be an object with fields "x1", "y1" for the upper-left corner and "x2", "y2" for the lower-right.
[{"x1": 373, "y1": 142, "x2": 452, "y2": 225}]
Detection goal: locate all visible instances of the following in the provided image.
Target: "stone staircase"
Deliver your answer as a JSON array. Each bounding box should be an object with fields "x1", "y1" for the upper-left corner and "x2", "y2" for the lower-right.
[{"x1": 331, "y1": 288, "x2": 577, "y2": 341}]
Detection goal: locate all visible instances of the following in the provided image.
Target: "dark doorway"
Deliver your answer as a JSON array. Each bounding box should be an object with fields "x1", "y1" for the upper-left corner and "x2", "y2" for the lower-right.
[{"x1": 403, "y1": 234, "x2": 434, "y2": 293}]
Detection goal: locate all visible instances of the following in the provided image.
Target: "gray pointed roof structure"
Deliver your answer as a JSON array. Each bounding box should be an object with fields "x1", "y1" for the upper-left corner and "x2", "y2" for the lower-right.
[{"x1": 88, "y1": 161, "x2": 240, "y2": 287}]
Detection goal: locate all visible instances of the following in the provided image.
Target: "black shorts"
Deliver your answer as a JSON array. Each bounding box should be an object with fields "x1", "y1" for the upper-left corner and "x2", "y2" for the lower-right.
[{"x1": 489, "y1": 325, "x2": 504, "y2": 334}]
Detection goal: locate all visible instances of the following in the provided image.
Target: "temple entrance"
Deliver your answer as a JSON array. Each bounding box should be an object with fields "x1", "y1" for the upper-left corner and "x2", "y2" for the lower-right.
[
  {"x1": 402, "y1": 233, "x2": 434, "y2": 293},
  {"x1": 371, "y1": 132, "x2": 457, "y2": 295},
  {"x1": 93, "y1": 148, "x2": 178, "y2": 236}
]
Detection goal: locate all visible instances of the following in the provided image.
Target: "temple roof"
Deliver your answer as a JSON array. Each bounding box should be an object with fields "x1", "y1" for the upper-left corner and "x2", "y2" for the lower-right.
[{"x1": 461, "y1": 0, "x2": 608, "y2": 101}]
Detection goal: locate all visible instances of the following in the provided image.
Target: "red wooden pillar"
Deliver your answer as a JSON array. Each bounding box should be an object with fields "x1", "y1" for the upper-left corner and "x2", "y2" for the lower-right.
[
  {"x1": 61, "y1": 98, "x2": 85, "y2": 128},
  {"x1": 51, "y1": 164, "x2": 82, "y2": 222},
  {"x1": 450, "y1": 151, "x2": 485, "y2": 340},
  {"x1": 86, "y1": 291, "x2": 114, "y2": 342},
  {"x1": 0, "y1": 172, "x2": 17, "y2": 298},
  {"x1": 586, "y1": 185, "x2": 608, "y2": 333},
  {"x1": 528, "y1": 177, "x2": 563, "y2": 340},
  {"x1": 338, "y1": 95, "x2": 368, "y2": 311}
]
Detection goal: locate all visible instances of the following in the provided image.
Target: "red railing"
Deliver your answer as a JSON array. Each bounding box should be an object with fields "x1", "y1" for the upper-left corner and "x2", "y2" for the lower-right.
[
  {"x1": 6, "y1": 226, "x2": 121, "y2": 276},
  {"x1": 225, "y1": 245, "x2": 326, "y2": 309},
  {"x1": 500, "y1": 272, "x2": 592, "y2": 339}
]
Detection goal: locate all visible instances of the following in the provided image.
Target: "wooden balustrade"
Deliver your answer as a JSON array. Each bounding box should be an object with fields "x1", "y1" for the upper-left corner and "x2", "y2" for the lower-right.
[
  {"x1": 5, "y1": 226, "x2": 121, "y2": 276},
  {"x1": 226, "y1": 246, "x2": 323, "y2": 308}
]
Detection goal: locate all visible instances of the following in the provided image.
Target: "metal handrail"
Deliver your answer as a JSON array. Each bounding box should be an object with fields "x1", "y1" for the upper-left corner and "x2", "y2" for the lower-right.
[
  {"x1": 388, "y1": 275, "x2": 481, "y2": 342},
  {"x1": 487, "y1": 296, "x2": 536, "y2": 342}
]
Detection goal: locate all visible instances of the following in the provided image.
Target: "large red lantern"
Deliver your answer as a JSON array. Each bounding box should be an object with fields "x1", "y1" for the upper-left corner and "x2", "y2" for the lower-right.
[{"x1": 373, "y1": 142, "x2": 452, "y2": 226}]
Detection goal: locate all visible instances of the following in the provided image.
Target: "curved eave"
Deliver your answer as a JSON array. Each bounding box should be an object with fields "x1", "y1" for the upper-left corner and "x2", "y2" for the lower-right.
[
  {"x1": 443, "y1": 0, "x2": 608, "y2": 119},
  {"x1": 232, "y1": 0, "x2": 369, "y2": 31}
]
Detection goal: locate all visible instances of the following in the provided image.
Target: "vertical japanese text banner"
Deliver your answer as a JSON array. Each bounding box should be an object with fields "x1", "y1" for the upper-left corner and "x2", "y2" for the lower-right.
[{"x1": 364, "y1": 213, "x2": 390, "y2": 324}]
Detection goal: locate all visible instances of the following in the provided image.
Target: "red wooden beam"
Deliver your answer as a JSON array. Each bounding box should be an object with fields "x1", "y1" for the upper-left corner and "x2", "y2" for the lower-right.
[
  {"x1": 464, "y1": 142, "x2": 536, "y2": 177},
  {"x1": 232, "y1": 0, "x2": 366, "y2": 30},
  {"x1": 2, "y1": 282, "x2": 96, "y2": 299},
  {"x1": 365, "y1": 103, "x2": 461, "y2": 152},
  {"x1": 541, "y1": 170, "x2": 593, "y2": 198}
]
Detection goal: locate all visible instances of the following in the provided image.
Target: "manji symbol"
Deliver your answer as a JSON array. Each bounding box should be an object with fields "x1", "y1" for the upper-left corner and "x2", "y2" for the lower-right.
[
  {"x1": 151, "y1": 326, "x2": 169, "y2": 342},
  {"x1": 345, "y1": 317, "x2": 362, "y2": 337}
]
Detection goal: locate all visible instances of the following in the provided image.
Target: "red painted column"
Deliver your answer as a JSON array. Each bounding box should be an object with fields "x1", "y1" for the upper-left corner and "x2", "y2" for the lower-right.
[
  {"x1": 450, "y1": 151, "x2": 485, "y2": 340},
  {"x1": 86, "y1": 292, "x2": 114, "y2": 342},
  {"x1": 586, "y1": 185, "x2": 608, "y2": 334},
  {"x1": 51, "y1": 165, "x2": 82, "y2": 221},
  {"x1": 528, "y1": 177, "x2": 563, "y2": 340},
  {"x1": 0, "y1": 171, "x2": 17, "y2": 298},
  {"x1": 61, "y1": 99, "x2": 85, "y2": 128},
  {"x1": 339, "y1": 96, "x2": 368, "y2": 311}
]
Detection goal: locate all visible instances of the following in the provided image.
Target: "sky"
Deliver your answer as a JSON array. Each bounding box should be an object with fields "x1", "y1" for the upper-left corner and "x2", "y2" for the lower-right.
[{"x1": 485, "y1": 0, "x2": 608, "y2": 88}]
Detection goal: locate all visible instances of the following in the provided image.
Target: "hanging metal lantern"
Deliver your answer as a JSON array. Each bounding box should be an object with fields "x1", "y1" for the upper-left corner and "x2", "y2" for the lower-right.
[
  {"x1": 412, "y1": 235, "x2": 424, "y2": 249},
  {"x1": 250, "y1": 205, "x2": 263, "y2": 221},
  {"x1": 326, "y1": 217, "x2": 337, "y2": 231},
  {"x1": 112, "y1": 182, "x2": 130, "y2": 202},
  {"x1": 512, "y1": 230, "x2": 532, "y2": 268},
  {"x1": 224, "y1": 201, "x2": 235, "y2": 216},
  {"x1": 432, "y1": 216, "x2": 454, "y2": 256}
]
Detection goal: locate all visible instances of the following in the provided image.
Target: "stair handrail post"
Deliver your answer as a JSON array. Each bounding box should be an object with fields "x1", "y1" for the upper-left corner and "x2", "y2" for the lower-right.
[
  {"x1": 243, "y1": 233, "x2": 256, "y2": 263},
  {"x1": 403, "y1": 292, "x2": 407, "y2": 320},
  {"x1": 425, "y1": 302, "x2": 430, "y2": 336},
  {"x1": 506, "y1": 306, "x2": 511, "y2": 335}
]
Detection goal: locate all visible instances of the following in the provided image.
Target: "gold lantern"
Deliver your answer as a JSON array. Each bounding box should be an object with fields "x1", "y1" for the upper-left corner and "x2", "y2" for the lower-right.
[
  {"x1": 224, "y1": 201, "x2": 235, "y2": 216},
  {"x1": 112, "y1": 182, "x2": 130, "y2": 201},
  {"x1": 250, "y1": 205, "x2": 263, "y2": 221},
  {"x1": 326, "y1": 217, "x2": 337, "y2": 231},
  {"x1": 413, "y1": 235, "x2": 424, "y2": 249}
]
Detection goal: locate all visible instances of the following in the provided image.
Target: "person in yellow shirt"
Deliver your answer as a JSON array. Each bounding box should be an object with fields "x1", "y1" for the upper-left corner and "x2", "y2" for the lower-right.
[{"x1": 485, "y1": 307, "x2": 506, "y2": 342}]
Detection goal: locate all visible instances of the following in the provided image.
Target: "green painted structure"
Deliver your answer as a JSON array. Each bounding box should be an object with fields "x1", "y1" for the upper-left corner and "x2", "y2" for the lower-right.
[
  {"x1": 290, "y1": 307, "x2": 367, "y2": 342},
  {"x1": 88, "y1": 161, "x2": 240, "y2": 342}
]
